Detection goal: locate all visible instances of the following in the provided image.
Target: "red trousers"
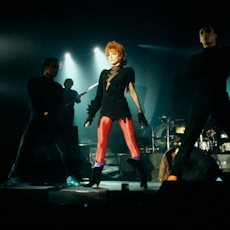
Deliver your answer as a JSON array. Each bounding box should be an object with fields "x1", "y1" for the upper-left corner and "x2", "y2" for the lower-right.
[{"x1": 95, "y1": 116, "x2": 140, "y2": 164}]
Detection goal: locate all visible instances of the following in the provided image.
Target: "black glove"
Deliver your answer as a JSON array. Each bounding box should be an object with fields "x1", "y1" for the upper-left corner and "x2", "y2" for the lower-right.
[
  {"x1": 138, "y1": 112, "x2": 149, "y2": 127},
  {"x1": 84, "y1": 114, "x2": 93, "y2": 127}
]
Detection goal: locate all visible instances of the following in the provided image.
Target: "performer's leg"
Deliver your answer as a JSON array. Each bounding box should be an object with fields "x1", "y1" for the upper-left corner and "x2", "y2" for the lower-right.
[
  {"x1": 95, "y1": 116, "x2": 113, "y2": 165},
  {"x1": 119, "y1": 117, "x2": 147, "y2": 188},
  {"x1": 46, "y1": 118, "x2": 82, "y2": 186},
  {"x1": 47, "y1": 115, "x2": 80, "y2": 177},
  {"x1": 118, "y1": 117, "x2": 140, "y2": 159},
  {"x1": 10, "y1": 117, "x2": 44, "y2": 180},
  {"x1": 48, "y1": 124, "x2": 73, "y2": 177},
  {"x1": 84, "y1": 116, "x2": 112, "y2": 187},
  {"x1": 170, "y1": 96, "x2": 210, "y2": 178},
  {"x1": 212, "y1": 96, "x2": 230, "y2": 138}
]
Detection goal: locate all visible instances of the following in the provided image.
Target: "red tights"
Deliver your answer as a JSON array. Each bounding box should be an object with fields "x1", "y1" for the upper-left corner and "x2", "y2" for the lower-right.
[{"x1": 95, "y1": 116, "x2": 140, "y2": 164}]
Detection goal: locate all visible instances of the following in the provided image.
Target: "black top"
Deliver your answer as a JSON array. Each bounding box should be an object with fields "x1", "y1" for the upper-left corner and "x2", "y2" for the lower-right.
[
  {"x1": 61, "y1": 89, "x2": 81, "y2": 108},
  {"x1": 28, "y1": 76, "x2": 63, "y2": 119},
  {"x1": 187, "y1": 46, "x2": 230, "y2": 95},
  {"x1": 88, "y1": 66, "x2": 135, "y2": 122}
]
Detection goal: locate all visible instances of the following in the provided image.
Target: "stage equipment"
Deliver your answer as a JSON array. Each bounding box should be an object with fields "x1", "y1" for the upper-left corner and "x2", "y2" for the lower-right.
[
  {"x1": 133, "y1": 122, "x2": 155, "y2": 152},
  {"x1": 154, "y1": 116, "x2": 185, "y2": 152},
  {"x1": 193, "y1": 127, "x2": 230, "y2": 154},
  {"x1": 194, "y1": 137, "x2": 214, "y2": 152},
  {"x1": 220, "y1": 142, "x2": 230, "y2": 152},
  {"x1": 139, "y1": 147, "x2": 154, "y2": 154}
]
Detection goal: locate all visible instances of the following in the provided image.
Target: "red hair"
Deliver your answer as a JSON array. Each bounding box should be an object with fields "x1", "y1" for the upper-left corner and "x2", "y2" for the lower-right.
[{"x1": 105, "y1": 41, "x2": 126, "y2": 62}]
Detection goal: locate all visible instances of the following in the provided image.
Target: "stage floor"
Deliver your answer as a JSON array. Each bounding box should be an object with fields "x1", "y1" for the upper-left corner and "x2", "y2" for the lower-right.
[
  {"x1": 0, "y1": 180, "x2": 229, "y2": 229},
  {"x1": 0, "y1": 181, "x2": 161, "y2": 206}
]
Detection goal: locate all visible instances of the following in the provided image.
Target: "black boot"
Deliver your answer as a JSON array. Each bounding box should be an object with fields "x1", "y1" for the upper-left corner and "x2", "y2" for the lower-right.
[
  {"x1": 84, "y1": 166, "x2": 103, "y2": 187},
  {"x1": 126, "y1": 158, "x2": 147, "y2": 189}
]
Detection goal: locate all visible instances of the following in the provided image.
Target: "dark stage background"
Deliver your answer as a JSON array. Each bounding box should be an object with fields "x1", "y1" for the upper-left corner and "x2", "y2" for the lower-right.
[{"x1": 0, "y1": 0, "x2": 229, "y2": 182}]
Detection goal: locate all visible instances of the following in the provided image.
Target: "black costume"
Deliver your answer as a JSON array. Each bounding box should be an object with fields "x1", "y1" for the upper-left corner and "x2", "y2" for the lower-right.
[
  {"x1": 88, "y1": 66, "x2": 134, "y2": 121},
  {"x1": 59, "y1": 89, "x2": 81, "y2": 127},
  {"x1": 171, "y1": 46, "x2": 230, "y2": 177},
  {"x1": 59, "y1": 88, "x2": 81, "y2": 145},
  {"x1": 10, "y1": 76, "x2": 74, "y2": 181},
  {"x1": 85, "y1": 65, "x2": 148, "y2": 188},
  {"x1": 87, "y1": 66, "x2": 141, "y2": 164}
]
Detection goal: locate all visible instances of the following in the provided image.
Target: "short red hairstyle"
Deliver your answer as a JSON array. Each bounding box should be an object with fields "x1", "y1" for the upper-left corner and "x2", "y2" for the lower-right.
[{"x1": 105, "y1": 41, "x2": 126, "y2": 62}]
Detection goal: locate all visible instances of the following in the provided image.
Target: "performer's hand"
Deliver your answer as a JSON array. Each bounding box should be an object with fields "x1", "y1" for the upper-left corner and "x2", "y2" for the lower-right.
[
  {"x1": 84, "y1": 121, "x2": 90, "y2": 128},
  {"x1": 84, "y1": 114, "x2": 92, "y2": 127},
  {"x1": 138, "y1": 112, "x2": 149, "y2": 127}
]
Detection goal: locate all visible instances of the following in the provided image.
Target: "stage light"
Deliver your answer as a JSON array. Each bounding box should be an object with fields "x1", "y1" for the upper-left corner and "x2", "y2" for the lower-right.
[
  {"x1": 55, "y1": 52, "x2": 89, "y2": 128},
  {"x1": 57, "y1": 52, "x2": 85, "y2": 93},
  {"x1": 138, "y1": 44, "x2": 199, "y2": 56},
  {"x1": 93, "y1": 46, "x2": 110, "y2": 76},
  {"x1": 138, "y1": 44, "x2": 173, "y2": 52},
  {"x1": 94, "y1": 47, "x2": 100, "y2": 53},
  {"x1": 65, "y1": 52, "x2": 71, "y2": 58}
]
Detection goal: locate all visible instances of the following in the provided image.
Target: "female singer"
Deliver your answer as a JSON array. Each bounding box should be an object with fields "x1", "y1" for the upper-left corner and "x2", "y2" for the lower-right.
[{"x1": 84, "y1": 41, "x2": 149, "y2": 188}]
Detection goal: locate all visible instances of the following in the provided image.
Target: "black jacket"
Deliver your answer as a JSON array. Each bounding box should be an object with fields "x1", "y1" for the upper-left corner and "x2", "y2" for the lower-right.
[
  {"x1": 187, "y1": 46, "x2": 230, "y2": 95},
  {"x1": 88, "y1": 66, "x2": 135, "y2": 122},
  {"x1": 28, "y1": 76, "x2": 63, "y2": 119}
]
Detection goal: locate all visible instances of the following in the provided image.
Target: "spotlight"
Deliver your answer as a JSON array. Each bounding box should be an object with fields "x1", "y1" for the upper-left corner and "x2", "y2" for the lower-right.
[
  {"x1": 65, "y1": 52, "x2": 71, "y2": 58},
  {"x1": 93, "y1": 45, "x2": 110, "y2": 77},
  {"x1": 94, "y1": 47, "x2": 100, "y2": 53}
]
